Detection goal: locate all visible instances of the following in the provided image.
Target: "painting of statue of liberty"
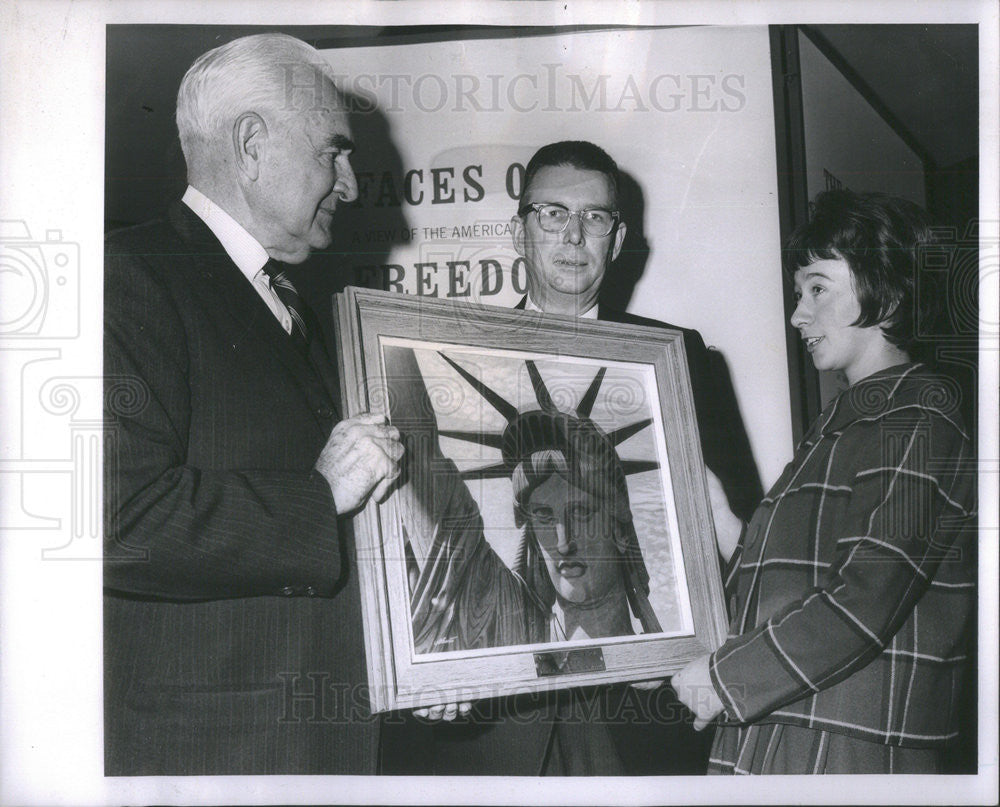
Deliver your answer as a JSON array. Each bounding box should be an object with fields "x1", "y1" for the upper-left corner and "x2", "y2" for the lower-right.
[{"x1": 382, "y1": 340, "x2": 692, "y2": 657}]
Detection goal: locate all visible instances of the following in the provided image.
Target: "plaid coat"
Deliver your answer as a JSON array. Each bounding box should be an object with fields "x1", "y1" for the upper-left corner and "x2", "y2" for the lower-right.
[{"x1": 709, "y1": 363, "x2": 976, "y2": 748}]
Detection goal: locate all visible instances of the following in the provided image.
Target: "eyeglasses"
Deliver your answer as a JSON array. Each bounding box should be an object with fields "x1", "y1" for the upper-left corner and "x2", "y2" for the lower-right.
[{"x1": 518, "y1": 203, "x2": 621, "y2": 237}]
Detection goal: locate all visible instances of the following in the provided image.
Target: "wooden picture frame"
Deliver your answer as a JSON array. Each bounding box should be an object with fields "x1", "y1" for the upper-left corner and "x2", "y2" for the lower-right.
[{"x1": 334, "y1": 287, "x2": 727, "y2": 713}]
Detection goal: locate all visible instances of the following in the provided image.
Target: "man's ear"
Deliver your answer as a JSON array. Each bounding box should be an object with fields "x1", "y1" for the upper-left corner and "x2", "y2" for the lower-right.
[
  {"x1": 610, "y1": 220, "x2": 628, "y2": 262},
  {"x1": 511, "y1": 214, "x2": 527, "y2": 256},
  {"x1": 233, "y1": 112, "x2": 266, "y2": 181}
]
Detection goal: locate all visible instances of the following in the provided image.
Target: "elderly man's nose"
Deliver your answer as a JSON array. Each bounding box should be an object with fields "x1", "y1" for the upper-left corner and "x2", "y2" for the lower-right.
[{"x1": 335, "y1": 162, "x2": 358, "y2": 203}]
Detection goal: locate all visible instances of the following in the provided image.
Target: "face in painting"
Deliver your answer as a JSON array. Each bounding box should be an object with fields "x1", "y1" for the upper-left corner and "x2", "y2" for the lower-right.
[
  {"x1": 791, "y1": 258, "x2": 898, "y2": 385},
  {"x1": 527, "y1": 473, "x2": 620, "y2": 604},
  {"x1": 253, "y1": 77, "x2": 358, "y2": 263},
  {"x1": 512, "y1": 164, "x2": 626, "y2": 315}
]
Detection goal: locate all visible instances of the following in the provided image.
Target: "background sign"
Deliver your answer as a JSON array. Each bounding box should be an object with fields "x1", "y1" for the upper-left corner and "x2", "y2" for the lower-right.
[{"x1": 323, "y1": 26, "x2": 793, "y2": 488}]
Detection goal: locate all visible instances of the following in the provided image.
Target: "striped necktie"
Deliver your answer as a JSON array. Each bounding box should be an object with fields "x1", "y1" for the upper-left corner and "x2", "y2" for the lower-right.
[{"x1": 262, "y1": 260, "x2": 310, "y2": 353}]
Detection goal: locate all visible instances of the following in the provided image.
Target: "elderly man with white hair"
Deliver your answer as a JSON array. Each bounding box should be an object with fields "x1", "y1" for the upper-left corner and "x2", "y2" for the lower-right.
[{"x1": 104, "y1": 33, "x2": 403, "y2": 775}]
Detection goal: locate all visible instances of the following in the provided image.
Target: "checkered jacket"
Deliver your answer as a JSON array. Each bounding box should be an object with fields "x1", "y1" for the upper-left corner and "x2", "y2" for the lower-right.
[{"x1": 709, "y1": 364, "x2": 976, "y2": 747}]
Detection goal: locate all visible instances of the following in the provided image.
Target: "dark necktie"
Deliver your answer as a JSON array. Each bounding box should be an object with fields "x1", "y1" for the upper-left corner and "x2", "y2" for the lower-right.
[{"x1": 262, "y1": 259, "x2": 310, "y2": 353}]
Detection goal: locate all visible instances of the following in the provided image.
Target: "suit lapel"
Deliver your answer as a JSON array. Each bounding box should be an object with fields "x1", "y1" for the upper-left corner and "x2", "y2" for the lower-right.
[
  {"x1": 169, "y1": 203, "x2": 281, "y2": 336},
  {"x1": 305, "y1": 316, "x2": 342, "y2": 417},
  {"x1": 168, "y1": 202, "x2": 340, "y2": 418}
]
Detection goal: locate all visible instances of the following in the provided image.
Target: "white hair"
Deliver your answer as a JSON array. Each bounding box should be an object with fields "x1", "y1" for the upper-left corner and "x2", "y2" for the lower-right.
[{"x1": 176, "y1": 33, "x2": 341, "y2": 164}]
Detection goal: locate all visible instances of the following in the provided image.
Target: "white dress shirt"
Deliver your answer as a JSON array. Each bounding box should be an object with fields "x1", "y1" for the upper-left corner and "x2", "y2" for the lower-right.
[
  {"x1": 524, "y1": 294, "x2": 599, "y2": 319},
  {"x1": 182, "y1": 185, "x2": 293, "y2": 334}
]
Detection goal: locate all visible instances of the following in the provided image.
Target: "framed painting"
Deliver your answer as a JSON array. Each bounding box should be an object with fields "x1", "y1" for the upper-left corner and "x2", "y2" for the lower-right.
[{"x1": 334, "y1": 287, "x2": 727, "y2": 712}]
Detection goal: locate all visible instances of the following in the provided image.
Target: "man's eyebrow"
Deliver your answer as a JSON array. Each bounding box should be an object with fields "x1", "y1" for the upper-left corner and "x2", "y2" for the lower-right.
[{"x1": 327, "y1": 134, "x2": 355, "y2": 152}]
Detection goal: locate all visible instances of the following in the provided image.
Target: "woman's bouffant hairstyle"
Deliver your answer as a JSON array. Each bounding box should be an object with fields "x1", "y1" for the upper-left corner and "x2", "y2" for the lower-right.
[{"x1": 783, "y1": 189, "x2": 938, "y2": 354}]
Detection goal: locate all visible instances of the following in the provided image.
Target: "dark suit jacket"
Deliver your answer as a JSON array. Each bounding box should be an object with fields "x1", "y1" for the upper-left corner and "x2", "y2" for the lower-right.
[
  {"x1": 103, "y1": 202, "x2": 377, "y2": 775},
  {"x1": 508, "y1": 299, "x2": 761, "y2": 521},
  {"x1": 385, "y1": 298, "x2": 761, "y2": 776},
  {"x1": 594, "y1": 303, "x2": 762, "y2": 523}
]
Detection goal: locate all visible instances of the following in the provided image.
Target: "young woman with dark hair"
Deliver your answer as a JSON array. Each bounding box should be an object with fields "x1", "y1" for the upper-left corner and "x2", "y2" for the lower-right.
[{"x1": 672, "y1": 190, "x2": 977, "y2": 775}]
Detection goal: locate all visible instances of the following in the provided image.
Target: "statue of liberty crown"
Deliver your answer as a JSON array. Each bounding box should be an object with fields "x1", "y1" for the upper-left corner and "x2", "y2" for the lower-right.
[{"x1": 434, "y1": 352, "x2": 658, "y2": 480}]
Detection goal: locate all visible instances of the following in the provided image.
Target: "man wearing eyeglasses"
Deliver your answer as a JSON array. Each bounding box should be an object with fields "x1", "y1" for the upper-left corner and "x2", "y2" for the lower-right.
[
  {"x1": 403, "y1": 141, "x2": 760, "y2": 777},
  {"x1": 511, "y1": 143, "x2": 758, "y2": 522},
  {"x1": 512, "y1": 141, "x2": 758, "y2": 518},
  {"x1": 512, "y1": 141, "x2": 626, "y2": 317}
]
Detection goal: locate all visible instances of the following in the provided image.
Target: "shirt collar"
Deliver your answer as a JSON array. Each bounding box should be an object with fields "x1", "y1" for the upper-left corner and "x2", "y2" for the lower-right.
[
  {"x1": 182, "y1": 185, "x2": 270, "y2": 282},
  {"x1": 524, "y1": 294, "x2": 599, "y2": 319}
]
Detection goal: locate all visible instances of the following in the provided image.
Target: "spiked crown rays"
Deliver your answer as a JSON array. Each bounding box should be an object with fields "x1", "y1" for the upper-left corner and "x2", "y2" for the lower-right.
[{"x1": 434, "y1": 352, "x2": 659, "y2": 480}]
